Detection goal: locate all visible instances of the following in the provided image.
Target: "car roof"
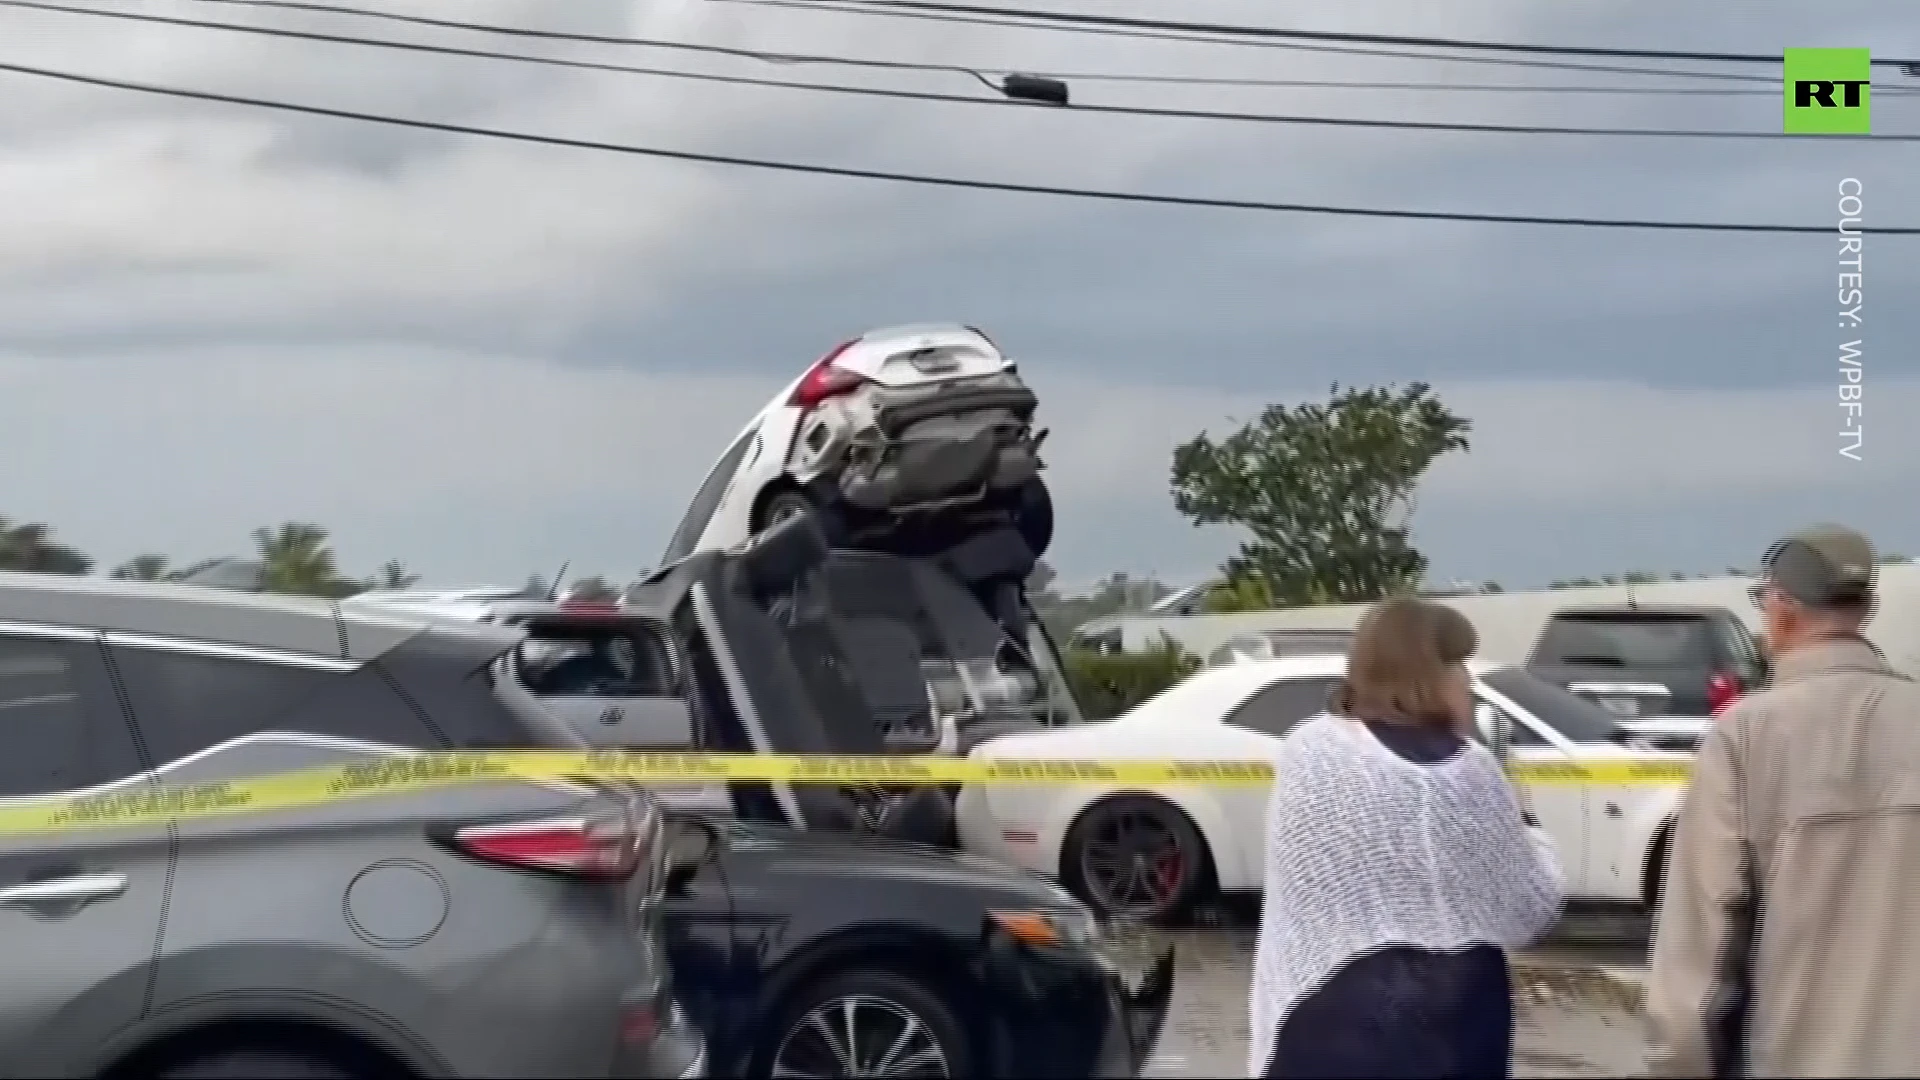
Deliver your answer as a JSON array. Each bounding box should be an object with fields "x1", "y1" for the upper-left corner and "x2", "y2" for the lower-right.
[
  {"x1": 0, "y1": 572, "x2": 523, "y2": 664},
  {"x1": 1129, "y1": 652, "x2": 1517, "y2": 722},
  {"x1": 344, "y1": 588, "x2": 654, "y2": 627},
  {"x1": 1188, "y1": 651, "x2": 1504, "y2": 685}
]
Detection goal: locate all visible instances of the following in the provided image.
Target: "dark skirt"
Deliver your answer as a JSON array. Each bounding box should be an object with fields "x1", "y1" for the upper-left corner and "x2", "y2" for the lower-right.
[{"x1": 1264, "y1": 944, "x2": 1513, "y2": 1080}]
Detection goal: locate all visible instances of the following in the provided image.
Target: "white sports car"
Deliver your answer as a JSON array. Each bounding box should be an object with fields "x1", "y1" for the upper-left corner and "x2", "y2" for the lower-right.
[
  {"x1": 956, "y1": 654, "x2": 1692, "y2": 921},
  {"x1": 657, "y1": 323, "x2": 1051, "y2": 566}
]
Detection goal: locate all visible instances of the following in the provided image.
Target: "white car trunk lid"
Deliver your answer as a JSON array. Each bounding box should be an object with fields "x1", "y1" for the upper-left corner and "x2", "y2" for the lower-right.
[{"x1": 834, "y1": 328, "x2": 1010, "y2": 388}]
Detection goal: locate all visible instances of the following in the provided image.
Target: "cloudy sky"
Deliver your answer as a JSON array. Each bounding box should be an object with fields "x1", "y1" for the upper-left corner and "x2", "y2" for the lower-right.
[{"x1": 2, "y1": 0, "x2": 1917, "y2": 593}]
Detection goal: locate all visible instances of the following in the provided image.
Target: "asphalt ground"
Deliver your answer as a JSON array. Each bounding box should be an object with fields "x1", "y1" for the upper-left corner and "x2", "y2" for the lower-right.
[{"x1": 1108, "y1": 906, "x2": 1652, "y2": 1078}]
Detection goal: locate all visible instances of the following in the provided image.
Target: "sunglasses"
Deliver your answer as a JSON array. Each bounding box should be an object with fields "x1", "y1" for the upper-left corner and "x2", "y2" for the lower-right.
[{"x1": 1749, "y1": 581, "x2": 1804, "y2": 609}]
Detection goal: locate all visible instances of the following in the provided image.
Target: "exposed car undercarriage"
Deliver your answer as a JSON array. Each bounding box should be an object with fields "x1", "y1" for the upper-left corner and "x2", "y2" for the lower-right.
[{"x1": 625, "y1": 507, "x2": 1075, "y2": 847}]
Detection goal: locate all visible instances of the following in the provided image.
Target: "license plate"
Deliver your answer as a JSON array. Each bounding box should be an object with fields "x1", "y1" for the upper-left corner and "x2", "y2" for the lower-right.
[{"x1": 1597, "y1": 695, "x2": 1641, "y2": 716}]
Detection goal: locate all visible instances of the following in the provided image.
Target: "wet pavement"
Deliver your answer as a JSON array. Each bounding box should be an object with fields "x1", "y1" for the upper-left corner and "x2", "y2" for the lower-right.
[{"x1": 1110, "y1": 911, "x2": 1651, "y2": 1078}]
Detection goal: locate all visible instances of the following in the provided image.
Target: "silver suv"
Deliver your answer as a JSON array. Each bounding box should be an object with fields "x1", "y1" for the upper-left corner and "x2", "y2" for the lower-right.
[{"x1": 0, "y1": 573, "x2": 705, "y2": 1079}]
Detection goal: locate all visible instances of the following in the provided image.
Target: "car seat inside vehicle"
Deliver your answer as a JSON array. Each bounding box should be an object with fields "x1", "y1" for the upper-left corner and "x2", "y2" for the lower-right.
[{"x1": 690, "y1": 520, "x2": 952, "y2": 843}]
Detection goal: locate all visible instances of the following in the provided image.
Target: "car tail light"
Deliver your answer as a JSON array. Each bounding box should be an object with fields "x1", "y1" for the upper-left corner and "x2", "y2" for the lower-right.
[
  {"x1": 1708, "y1": 671, "x2": 1740, "y2": 716},
  {"x1": 789, "y1": 340, "x2": 865, "y2": 407},
  {"x1": 619, "y1": 999, "x2": 661, "y2": 1044},
  {"x1": 449, "y1": 814, "x2": 641, "y2": 879}
]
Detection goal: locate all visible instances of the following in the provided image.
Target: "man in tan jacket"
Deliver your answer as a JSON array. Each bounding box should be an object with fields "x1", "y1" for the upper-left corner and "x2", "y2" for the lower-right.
[{"x1": 1646, "y1": 525, "x2": 1919, "y2": 1077}]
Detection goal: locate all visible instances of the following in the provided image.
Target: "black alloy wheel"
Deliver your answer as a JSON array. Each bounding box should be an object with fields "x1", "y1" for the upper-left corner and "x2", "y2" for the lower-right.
[
  {"x1": 759, "y1": 969, "x2": 971, "y2": 1079},
  {"x1": 1064, "y1": 796, "x2": 1205, "y2": 923}
]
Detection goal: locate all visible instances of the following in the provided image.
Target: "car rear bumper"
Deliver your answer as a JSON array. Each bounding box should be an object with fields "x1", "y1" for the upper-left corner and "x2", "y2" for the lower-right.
[{"x1": 872, "y1": 383, "x2": 1039, "y2": 437}]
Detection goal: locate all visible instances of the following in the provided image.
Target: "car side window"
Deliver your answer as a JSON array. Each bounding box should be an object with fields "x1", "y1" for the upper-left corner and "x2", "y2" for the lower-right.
[
  {"x1": 108, "y1": 647, "x2": 462, "y2": 765},
  {"x1": 661, "y1": 431, "x2": 756, "y2": 566},
  {"x1": 1226, "y1": 677, "x2": 1340, "y2": 737},
  {"x1": 1716, "y1": 617, "x2": 1767, "y2": 685},
  {"x1": 1476, "y1": 697, "x2": 1547, "y2": 746},
  {"x1": 0, "y1": 635, "x2": 147, "y2": 796}
]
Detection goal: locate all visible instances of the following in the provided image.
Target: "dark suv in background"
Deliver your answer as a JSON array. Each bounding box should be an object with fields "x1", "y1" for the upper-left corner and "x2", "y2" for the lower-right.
[
  {"x1": 0, "y1": 572, "x2": 704, "y2": 1079},
  {"x1": 1527, "y1": 603, "x2": 1768, "y2": 750}
]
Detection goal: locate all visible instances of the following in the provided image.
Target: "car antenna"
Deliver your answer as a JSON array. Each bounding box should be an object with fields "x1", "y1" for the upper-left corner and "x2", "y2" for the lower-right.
[{"x1": 546, "y1": 560, "x2": 570, "y2": 602}]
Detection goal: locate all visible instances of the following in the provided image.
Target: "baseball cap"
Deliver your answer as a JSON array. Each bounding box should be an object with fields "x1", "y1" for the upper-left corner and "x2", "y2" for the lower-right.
[{"x1": 1761, "y1": 524, "x2": 1877, "y2": 605}]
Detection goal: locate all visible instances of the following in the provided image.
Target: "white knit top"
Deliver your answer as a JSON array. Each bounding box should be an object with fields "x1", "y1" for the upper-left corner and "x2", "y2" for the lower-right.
[{"x1": 1247, "y1": 713, "x2": 1565, "y2": 1077}]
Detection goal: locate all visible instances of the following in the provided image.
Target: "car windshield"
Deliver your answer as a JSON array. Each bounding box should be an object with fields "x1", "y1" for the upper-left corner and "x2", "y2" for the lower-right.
[
  {"x1": 1535, "y1": 614, "x2": 1715, "y2": 667},
  {"x1": 1480, "y1": 666, "x2": 1625, "y2": 743},
  {"x1": 514, "y1": 618, "x2": 675, "y2": 698}
]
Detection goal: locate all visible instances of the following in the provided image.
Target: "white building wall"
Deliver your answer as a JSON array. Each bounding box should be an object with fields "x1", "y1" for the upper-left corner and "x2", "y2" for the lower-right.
[{"x1": 1110, "y1": 565, "x2": 1920, "y2": 675}]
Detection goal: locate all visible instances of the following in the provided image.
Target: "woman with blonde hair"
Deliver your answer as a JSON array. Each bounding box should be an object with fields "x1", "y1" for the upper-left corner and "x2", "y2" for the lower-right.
[{"x1": 1247, "y1": 597, "x2": 1564, "y2": 1079}]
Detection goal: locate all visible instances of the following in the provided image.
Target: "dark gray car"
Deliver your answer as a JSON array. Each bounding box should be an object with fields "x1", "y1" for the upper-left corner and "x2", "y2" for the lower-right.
[{"x1": 0, "y1": 573, "x2": 705, "y2": 1079}]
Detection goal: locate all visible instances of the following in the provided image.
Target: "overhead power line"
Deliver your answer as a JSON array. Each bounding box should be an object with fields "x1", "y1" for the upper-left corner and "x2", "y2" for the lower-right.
[
  {"x1": 1, "y1": 58, "x2": 1913, "y2": 235},
  {"x1": 164, "y1": 0, "x2": 1920, "y2": 97},
  {"x1": 839, "y1": 0, "x2": 1920, "y2": 70},
  {"x1": 12, "y1": 2, "x2": 1915, "y2": 142},
  {"x1": 717, "y1": 0, "x2": 1851, "y2": 87}
]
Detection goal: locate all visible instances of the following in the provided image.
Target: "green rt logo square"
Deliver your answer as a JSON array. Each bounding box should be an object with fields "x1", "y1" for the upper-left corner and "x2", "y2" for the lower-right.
[{"x1": 1785, "y1": 48, "x2": 1871, "y2": 133}]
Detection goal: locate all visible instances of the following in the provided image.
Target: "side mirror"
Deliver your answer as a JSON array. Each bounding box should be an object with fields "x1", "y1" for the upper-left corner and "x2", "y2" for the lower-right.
[
  {"x1": 664, "y1": 818, "x2": 719, "y2": 892},
  {"x1": 1478, "y1": 703, "x2": 1511, "y2": 764}
]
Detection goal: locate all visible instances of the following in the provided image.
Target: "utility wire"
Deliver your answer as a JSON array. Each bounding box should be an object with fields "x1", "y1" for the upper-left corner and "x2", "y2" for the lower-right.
[
  {"x1": 165, "y1": 0, "x2": 1919, "y2": 96},
  {"x1": 1, "y1": 57, "x2": 1912, "y2": 235},
  {"x1": 716, "y1": 0, "x2": 1828, "y2": 87},
  {"x1": 839, "y1": 0, "x2": 1920, "y2": 70},
  {"x1": 12, "y1": 2, "x2": 1914, "y2": 142}
]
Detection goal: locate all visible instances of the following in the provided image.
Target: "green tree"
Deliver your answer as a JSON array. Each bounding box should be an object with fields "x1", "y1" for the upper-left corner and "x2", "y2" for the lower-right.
[
  {"x1": 0, "y1": 519, "x2": 94, "y2": 575},
  {"x1": 366, "y1": 560, "x2": 421, "y2": 591},
  {"x1": 252, "y1": 523, "x2": 357, "y2": 597},
  {"x1": 1030, "y1": 571, "x2": 1172, "y2": 641},
  {"x1": 110, "y1": 554, "x2": 174, "y2": 581},
  {"x1": 1061, "y1": 637, "x2": 1199, "y2": 719},
  {"x1": 1170, "y1": 383, "x2": 1471, "y2": 606},
  {"x1": 1203, "y1": 573, "x2": 1274, "y2": 613}
]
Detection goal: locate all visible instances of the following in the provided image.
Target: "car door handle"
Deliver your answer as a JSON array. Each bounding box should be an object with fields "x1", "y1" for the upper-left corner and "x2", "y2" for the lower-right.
[{"x1": 0, "y1": 872, "x2": 129, "y2": 912}]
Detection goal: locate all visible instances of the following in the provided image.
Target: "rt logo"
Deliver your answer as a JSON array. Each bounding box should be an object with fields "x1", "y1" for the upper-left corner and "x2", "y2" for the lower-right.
[{"x1": 1785, "y1": 48, "x2": 1871, "y2": 134}]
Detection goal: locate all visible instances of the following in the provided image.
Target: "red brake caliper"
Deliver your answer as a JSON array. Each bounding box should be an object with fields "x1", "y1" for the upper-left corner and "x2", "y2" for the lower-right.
[{"x1": 1154, "y1": 850, "x2": 1183, "y2": 894}]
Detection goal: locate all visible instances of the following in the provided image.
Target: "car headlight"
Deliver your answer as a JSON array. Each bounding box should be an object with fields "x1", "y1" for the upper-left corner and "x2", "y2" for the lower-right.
[{"x1": 988, "y1": 908, "x2": 1102, "y2": 950}]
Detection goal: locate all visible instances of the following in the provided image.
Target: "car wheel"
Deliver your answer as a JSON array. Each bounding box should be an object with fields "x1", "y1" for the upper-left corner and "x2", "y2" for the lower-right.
[
  {"x1": 1012, "y1": 476, "x2": 1053, "y2": 558},
  {"x1": 152, "y1": 1051, "x2": 361, "y2": 1079},
  {"x1": 1063, "y1": 796, "x2": 1208, "y2": 923},
  {"x1": 756, "y1": 487, "x2": 818, "y2": 533},
  {"x1": 757, "y1": 969, "x2": 972, "y2": 1079},
  {"x1": 1646, "y1": 827, "x2": 1673, "y2": 912}
]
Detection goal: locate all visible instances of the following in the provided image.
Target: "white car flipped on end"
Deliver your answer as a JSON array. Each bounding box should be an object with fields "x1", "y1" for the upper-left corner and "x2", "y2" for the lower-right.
[
  {"x1": 658, "y1": 323, "x2": 1052, "y2": 566},
  {"x1": 955, "y1": 653, "x2": 1692, "y2": 921}
]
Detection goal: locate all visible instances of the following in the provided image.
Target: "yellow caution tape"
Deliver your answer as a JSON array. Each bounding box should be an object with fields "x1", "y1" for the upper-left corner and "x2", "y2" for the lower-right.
[
  {"x1": 1509, "y1": 759, "x2": 1694, "y2": 787},
  {"x1": 0, "y1": 752, "x2": 1272, "y2": 838},
  {"x1": 0, "y1": 752, "x2": 1692, "y2": 839}
]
